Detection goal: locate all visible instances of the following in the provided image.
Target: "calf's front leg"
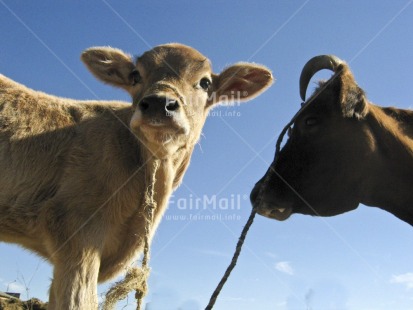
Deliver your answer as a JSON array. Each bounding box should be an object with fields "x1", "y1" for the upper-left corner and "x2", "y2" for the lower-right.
[{"x1": 49, "y1": 248, "x2": 101, "y2": 310}]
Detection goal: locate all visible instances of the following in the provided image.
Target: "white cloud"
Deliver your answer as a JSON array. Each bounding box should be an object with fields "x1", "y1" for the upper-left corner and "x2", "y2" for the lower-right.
[
  {"x1": 275, "y1": 261, "x2": 294, "y2": 275},
  {"x1": 391, "y1": 273, "x2": 413, "y2": 290}
]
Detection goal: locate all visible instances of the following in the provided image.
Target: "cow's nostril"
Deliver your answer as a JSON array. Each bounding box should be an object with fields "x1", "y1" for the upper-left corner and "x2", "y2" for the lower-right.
[
  {"x1": 165, "y1": 100, "x2": 179, "y2": 112},
  {"x1": 139, "y1": 100, "x2": 149, "y2": 112}
]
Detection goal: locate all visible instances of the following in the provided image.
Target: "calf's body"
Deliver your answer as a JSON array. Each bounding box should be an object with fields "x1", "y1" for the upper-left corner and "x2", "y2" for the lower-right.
[
  {"x1": 0, "y1": 44, "x2": 273, "y2": 309},
  {"x1": 0, "y1": 76, "x2": 169, "y2": 306}
]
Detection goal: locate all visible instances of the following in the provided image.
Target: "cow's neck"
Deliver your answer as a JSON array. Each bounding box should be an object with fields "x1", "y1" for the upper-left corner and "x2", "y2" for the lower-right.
[{"x1": 361, "y1": 104, "x2": 413, "y2": 225}]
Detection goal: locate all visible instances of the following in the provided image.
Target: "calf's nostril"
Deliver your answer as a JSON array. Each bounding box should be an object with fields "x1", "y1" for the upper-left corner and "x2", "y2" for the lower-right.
[
  {"x1": 139, "y1": 100, "x2": 149, "y2": 112},
  {"x1": 165, "y1": 100, "x2": 179, "y2": 112}
]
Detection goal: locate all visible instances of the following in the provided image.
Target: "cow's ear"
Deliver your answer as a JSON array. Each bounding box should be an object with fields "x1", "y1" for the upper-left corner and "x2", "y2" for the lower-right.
[
  {"x1": 81, "y1": 47, "x2": 135, "y2": 92},
  {"x1": 208, "y1": 63, "x2": 273, "y2": 106},
  {"x1": 334, "y1": 64, "x2": 368, "y2": 119}
]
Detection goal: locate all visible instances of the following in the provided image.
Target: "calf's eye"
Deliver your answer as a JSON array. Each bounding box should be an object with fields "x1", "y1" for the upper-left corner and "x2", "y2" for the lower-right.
[{"x1": 199, "y1": 78, "x2": 211, "y2": 91}]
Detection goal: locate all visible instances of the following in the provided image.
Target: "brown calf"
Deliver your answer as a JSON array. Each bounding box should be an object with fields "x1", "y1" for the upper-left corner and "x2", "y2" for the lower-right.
[{"x1": 0, "y1": 43, "x2": 273, "y2": 309}]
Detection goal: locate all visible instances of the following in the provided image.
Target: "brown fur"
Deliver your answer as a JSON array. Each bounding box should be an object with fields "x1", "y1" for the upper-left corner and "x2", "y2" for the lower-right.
[
  {"x1": 0, "y1": 43, "x2": 273, "y2": 309},
  {"x1": 251, "y1": 57, "x2": 413, "y2": 226}
]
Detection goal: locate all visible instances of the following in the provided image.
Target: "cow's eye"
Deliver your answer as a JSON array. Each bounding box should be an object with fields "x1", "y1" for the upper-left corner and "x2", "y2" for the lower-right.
[
  {"x1": 130, "y1": 69, "x2": 142, "y2": 85},
  {"x1": 199, "y1": 78, "x2": 211, "y2": 91},
  {"x1": 305, "y1": 117, "x2": 318, "y2": 126}
]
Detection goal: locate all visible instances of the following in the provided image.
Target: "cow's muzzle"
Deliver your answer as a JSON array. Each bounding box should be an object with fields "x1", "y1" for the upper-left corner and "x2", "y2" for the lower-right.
[{"x1": 250, "y1": 181, "x2": 292, "y2": 221}]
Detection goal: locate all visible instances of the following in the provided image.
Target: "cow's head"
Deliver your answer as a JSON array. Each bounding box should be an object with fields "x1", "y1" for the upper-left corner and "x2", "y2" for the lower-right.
[
  {"x1": 82, "y1": 44, "x2": 273, "y2": 158},
  {"x1": 251, "y1": 55, "x2": 374, "y2": 221}
]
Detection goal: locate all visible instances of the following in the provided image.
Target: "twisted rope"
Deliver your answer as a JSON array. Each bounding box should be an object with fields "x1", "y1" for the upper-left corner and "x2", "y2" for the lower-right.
[
  {"x1": 204, "y1": 116, "x2": 296, "y2": 309},
  {"x1": 103, "y1": 158, "x2": 160, "y2": 310},
  {"x1": 136, "y1": 158, "x2": 160, "y2": 309},
  {"x1": 204, "y1": 209, "x2": 256, "y2": 310}
]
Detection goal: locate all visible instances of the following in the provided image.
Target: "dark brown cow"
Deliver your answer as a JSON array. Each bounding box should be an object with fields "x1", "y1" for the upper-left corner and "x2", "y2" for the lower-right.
[
  {"x1": 0, "y1": 43, "x2": 273, "y2": 309},
  {"x1": 251, "y1": 55, "x2": 413, "y2": 226}
]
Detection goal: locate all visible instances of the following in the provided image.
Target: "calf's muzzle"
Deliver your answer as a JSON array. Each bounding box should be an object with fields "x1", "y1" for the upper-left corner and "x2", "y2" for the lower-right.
[{"x1": 139, "y1": 95, "x2": 180, "y2": 115}]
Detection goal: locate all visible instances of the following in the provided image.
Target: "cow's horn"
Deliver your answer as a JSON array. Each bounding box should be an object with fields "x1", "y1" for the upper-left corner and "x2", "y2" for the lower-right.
[{"x1": 299, "y1": 55, "x2": 344, "y2": 101}]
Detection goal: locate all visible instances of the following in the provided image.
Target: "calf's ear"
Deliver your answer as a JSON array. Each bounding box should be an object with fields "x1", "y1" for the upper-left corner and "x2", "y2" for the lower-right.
[
  {"x1": 81, "y1": 47, "x2": 135, "y2": 92},
  {"x1": 209, "y1": 63, "x2": 273, "y2": 106}
]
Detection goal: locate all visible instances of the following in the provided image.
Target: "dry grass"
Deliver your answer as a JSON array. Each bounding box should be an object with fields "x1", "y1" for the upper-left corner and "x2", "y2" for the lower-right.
[{"x1": 0, "y1": 298, "x2": 47, "y2": 310}]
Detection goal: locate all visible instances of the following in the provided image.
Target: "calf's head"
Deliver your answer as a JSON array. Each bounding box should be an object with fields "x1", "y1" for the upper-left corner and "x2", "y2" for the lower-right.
[
  {"x1": 251, "y1": 55, "x2": 374, "y2": 220},
  {"x1": 82, "y1": 44, "x2": 273, "y2": 158}
]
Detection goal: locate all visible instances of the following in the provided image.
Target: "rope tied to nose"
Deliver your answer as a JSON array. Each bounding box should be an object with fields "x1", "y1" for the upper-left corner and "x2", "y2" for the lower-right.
[
  {"x1": 204, "y1": 209, "x2": 257, "y2": 310},
  {"x1": 103, "y1": 158, "x2": 160, "y2": 310},
  {"x1": 204, "y1": 104, "x2": 304, "y2": 310}
]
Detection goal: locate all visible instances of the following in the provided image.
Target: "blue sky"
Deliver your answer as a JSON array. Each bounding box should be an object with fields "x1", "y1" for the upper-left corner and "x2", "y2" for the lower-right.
[{"x1": 1, "y1": 1, "x2": 413, "y2": 309}]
